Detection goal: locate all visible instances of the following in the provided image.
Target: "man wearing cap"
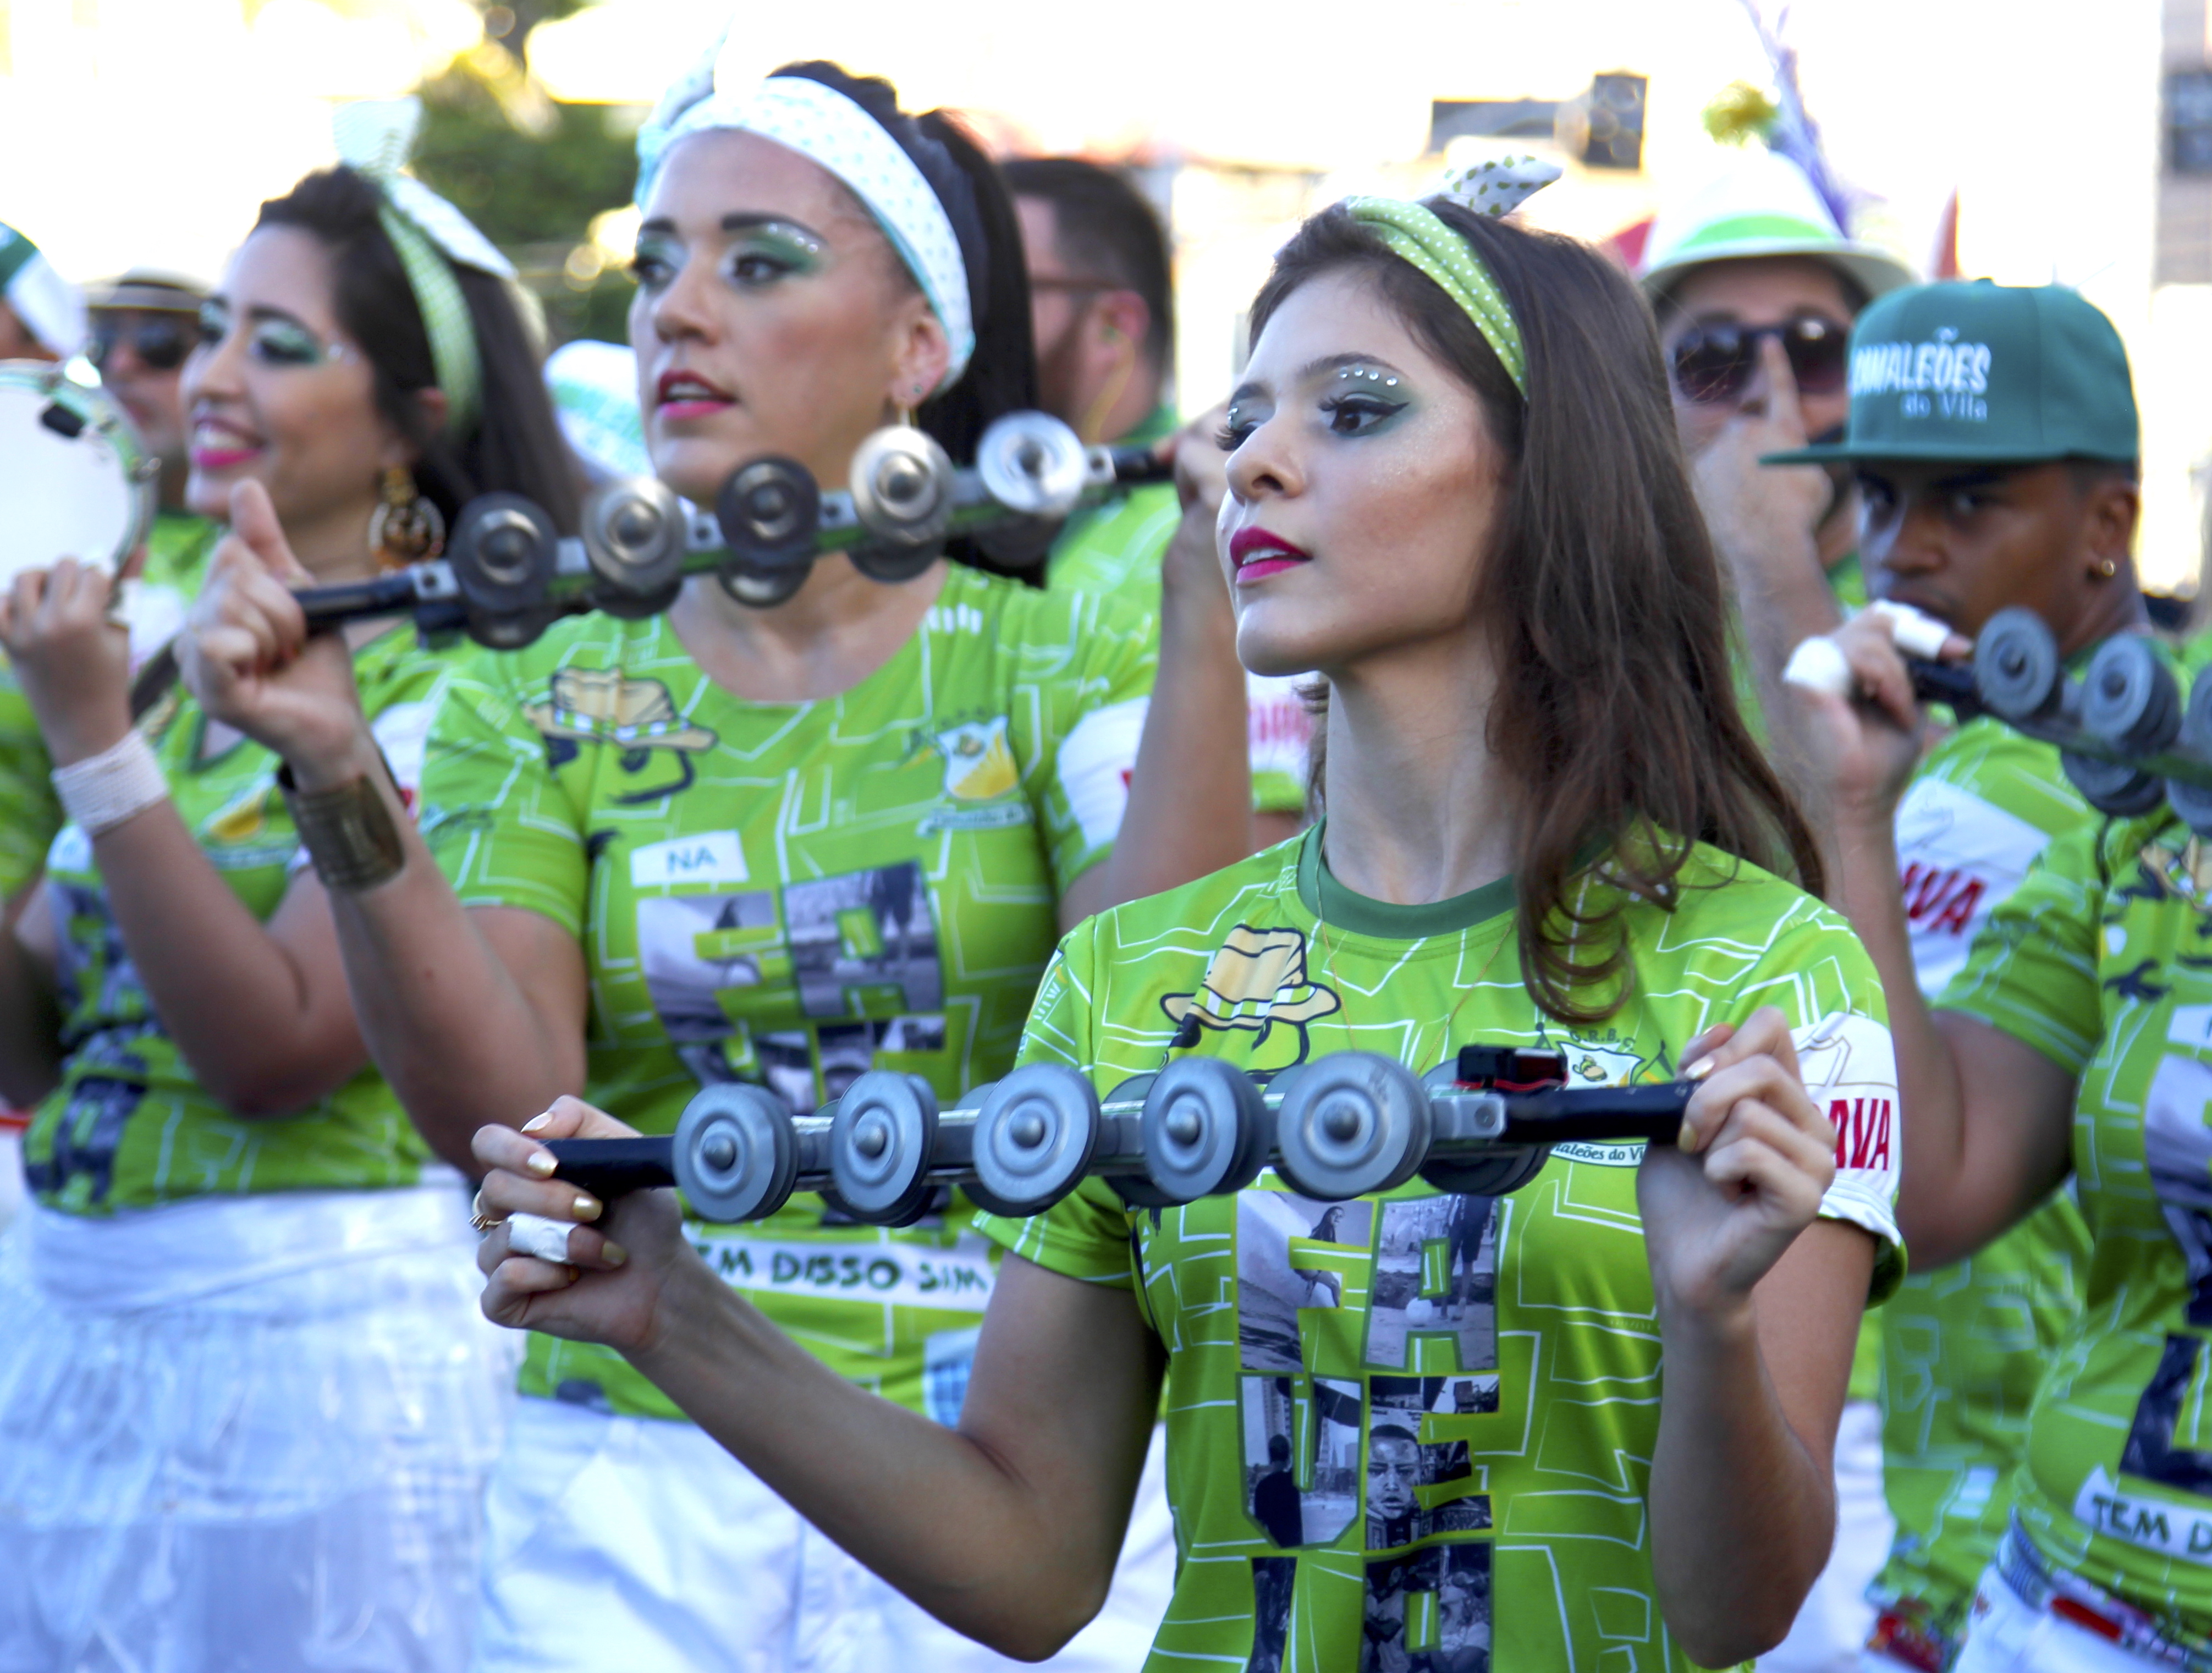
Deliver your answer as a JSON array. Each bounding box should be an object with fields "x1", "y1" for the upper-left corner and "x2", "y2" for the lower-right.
[
  {"x1": 1641, "y1": 150, "x2": 1917, "y2": 1673},
  {"x1": 1008, "y1": 156, "x2": 1309, "y2": 844},
  {"x1": 86, "y1": 272, "x2": 216, "y2": 659},
  {"x1": 1758, "y1": 279, "x2": 2145, "y2": 1671},
  {"x1": 0, "y1": 222, "x2": 84, "y2": 362}
]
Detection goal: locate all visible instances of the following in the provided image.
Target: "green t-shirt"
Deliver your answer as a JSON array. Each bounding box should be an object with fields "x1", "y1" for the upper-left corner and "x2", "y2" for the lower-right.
[
  {"x1": 977, "y1": 829, "x2": 1902, "y2": 1672},
  {"x1": 1870, "y1": 716, "x2": 2095, "y2": 1650},
  {"x1": 419, "y1": 566, "x2": 1155, "y2": 1421},
  {"x1": 1942, "y1": 809, "x2": 2212, "y2": 1633},
  {"x1": 22, "y1": 626, "x2": 444, "y2": 1213},
  {"x1": 0, "y1": 511, "x2": 217, "y2": 903},
  {"x1": 1046, "y1": 408, "x2": 1310, "y2": 816}
]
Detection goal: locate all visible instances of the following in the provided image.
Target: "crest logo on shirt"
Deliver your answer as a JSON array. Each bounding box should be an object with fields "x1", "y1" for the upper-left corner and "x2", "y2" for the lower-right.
[
  {"x1": 932, "y1": 716, "x2": 1019, "y2": 802},
  {"x1": 1160, "y1": 925, "x2": 1343, "y2": 1076},
  {"x1": 524, "y1": 670, "x2": 718, "y2": 804}
]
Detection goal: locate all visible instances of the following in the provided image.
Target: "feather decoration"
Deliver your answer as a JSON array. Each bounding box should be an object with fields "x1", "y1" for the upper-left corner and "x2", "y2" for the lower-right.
[{"x1": 1733, "y1": 0, "x2": 1863, "y2": 236}]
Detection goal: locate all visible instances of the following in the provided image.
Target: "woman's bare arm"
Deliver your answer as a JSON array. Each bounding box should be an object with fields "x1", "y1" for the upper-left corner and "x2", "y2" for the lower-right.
[
  {"x1": 474, "y1": 1100, "x2": 1164, "y2": 1659},
  {"x1": 0, "y1": 882, "x2": 62, "y2": 1104},
  {"x1": 1793, "y1": 617, "x2": 2078, "y2": 1263}
]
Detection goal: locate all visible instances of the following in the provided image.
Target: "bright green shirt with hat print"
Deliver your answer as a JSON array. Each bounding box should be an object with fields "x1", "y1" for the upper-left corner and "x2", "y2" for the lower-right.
[
  {"x1": 23, "y1": 626, "x2": 444, "y2": 1213},
  {"x1": 976, "y1": 827, "x2": 1903, "y2": 1672},
  {"x1": 419, "y1": 565, "x2": 1155, "y2": 1421},
  {"x1": 1867, "y1": 713, "x2": 2095, "y2": 1663},
  {"x1": 1939, "y1": 807, "x2": 2212, "y2": 1640}
]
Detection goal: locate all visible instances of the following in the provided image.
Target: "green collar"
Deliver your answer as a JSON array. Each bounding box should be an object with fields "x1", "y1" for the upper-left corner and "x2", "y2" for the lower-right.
[{"x1": 1295, "y1": 823, "x2": 1516, "y2": 940}]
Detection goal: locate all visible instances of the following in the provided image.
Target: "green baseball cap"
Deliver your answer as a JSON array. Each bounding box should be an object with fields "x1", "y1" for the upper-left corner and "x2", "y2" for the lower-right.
[{"x1": 1765, "y1": 279, "x2": 2137, "y2": 466}]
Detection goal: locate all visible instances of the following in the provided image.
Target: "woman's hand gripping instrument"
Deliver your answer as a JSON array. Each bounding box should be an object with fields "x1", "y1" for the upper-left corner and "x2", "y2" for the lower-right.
[
  {"x1": 536, "y1": 1045, "x2": 1693, "y2": 1224},
  {"x1": 284, "y1": 411, "x2": 1172, "y2": 649},
  {"x1": 1785, "y1": 605, "x2": 2212, "y2": 829}
]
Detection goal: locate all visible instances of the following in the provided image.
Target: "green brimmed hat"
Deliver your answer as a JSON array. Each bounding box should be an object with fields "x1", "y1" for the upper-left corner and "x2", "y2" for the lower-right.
[
  {"x1": 1640, "y1": 150, "x2": 1914, "y2": 306},
  {"x1": 1764, "y1": 279, "x2": 2138, "y2": 466}
]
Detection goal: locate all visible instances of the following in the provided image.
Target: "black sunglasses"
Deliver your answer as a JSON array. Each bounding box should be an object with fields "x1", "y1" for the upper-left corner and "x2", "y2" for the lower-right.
[
  {"x1": 89, "y1": 315, "x2": 194, "y2": 373},
  {"x1": 1669, "y1": 315, "x2": 1850, "y2": 406}
]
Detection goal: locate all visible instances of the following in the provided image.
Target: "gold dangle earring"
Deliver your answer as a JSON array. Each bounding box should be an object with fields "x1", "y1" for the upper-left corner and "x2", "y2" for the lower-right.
[{"x1": 367, "y1": 464, "x2": 447, "y2": 570}]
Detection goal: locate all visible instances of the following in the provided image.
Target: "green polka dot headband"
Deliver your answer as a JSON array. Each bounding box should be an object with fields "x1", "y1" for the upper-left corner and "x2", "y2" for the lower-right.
[
  {"x1": 333, "y1": 98, "x2": 517, "y2": 441},
  {"x1": 1344, "y1": 153, "x2": 1561, "y2": 398}
]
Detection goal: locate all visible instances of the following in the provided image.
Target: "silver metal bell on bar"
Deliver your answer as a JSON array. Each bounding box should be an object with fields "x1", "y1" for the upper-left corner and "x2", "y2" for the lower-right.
[
  {"x1": 1272, "y1": 1052, "x2": 1431, "y2": 1202},
  {"x1": 1138, "y1": 1056, "x2": 1273, "y2": 1203},
  {"x1": 975, "y1": 411, "x2": 1091, "y2": 521},
  {"x1": 672, "y1": 1083, "x2": 804, "y2": 1224},
  {"x1": 2174, "y1": 675, "x2": 2212, "y2": 838},
  {"x1": 849, "y1": 425, "x2": 954, "y2": 582},
  {"x1": 969, "y1": 1064, "x2": 1102, "y2": 1217},
  {"x1": 828, "y1": 1071, "x2": 939, "y2": 1225},
  {"x1": 581, "y1": 476, "x2": 688, "y2": 612}
]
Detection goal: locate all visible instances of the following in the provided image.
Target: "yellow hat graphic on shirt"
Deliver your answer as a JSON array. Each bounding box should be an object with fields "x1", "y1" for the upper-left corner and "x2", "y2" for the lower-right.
[
  {"x1": 1162, "y1": 925, "x2": 1342, "y2": 1033},
  {"x1": 203, "y1": 785, "x2": 271, "y2": 844},
  {"x1": 524, "y1": 669, "x2": 718, "y2": 752},
  {"x1": 933, "y1": 716, "x2": 1019, "y2": 802}
]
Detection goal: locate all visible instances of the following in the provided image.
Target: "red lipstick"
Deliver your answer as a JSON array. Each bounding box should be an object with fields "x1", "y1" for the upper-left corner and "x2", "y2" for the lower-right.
[
  {"x1": 654, "y1": 368, "x2": 734, "y2": 421},
  {"x1": 1228, "y1": 526, "x2": 1311, "y2": 584}
]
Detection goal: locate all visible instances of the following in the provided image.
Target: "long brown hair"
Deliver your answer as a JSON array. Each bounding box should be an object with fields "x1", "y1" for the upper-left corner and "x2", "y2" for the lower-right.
[{"x1": 1249, "y1": 200, "x2": 1820, "y2": 1024}]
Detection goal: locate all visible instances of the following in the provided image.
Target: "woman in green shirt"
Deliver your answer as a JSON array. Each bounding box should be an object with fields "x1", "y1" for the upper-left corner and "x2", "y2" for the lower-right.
[
  {"x1": 183, "y1": 52, "x2": 1247, "y2": 1673},
  {"x1": 457, "y1": 175, "x2": 1902, "y2": 1669},
  {"x1": 0, "y1": 154, "x2": 573, "y2": 1670}
]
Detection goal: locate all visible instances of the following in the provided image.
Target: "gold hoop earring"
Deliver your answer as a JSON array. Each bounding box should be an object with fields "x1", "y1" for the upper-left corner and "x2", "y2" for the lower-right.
[{"x1": 368, "y1": 465, "x2": 445, "y2": 570}]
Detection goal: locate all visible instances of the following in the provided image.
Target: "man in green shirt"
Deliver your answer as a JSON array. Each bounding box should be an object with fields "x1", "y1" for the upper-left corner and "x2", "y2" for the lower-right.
[
  {"x1": 1760, "y1": 279, "x2": 2150, "y2": 1669},
  {"x1": 1006, "y1": 157, "x2": 1311, "y2": 833},
  {"x1": 1638, "y1": 152, "x2": 1915, "y2": 1670}
]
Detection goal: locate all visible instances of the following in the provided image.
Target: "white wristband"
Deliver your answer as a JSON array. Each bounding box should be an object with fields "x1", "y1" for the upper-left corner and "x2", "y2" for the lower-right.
[{"x1": 51, "y1": 730, "x2": 169, "y2": 836}]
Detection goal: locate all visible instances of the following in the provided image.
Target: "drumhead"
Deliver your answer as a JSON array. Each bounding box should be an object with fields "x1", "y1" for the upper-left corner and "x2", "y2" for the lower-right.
[{"x1": 0, "y1": 365, "x2": 153, "y2": 584}]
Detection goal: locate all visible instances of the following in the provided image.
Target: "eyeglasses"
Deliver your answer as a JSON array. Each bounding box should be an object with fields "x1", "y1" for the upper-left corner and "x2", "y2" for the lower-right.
[
  {"x1": 196, "y1": 301, "x2": 357, "y2": 369},
  {"x1": 89, "y1": 315, "x2": 193, "y2": 373},
  {"x1": 1668, "y1": 315, "x2": 1851, "y2": 406}
]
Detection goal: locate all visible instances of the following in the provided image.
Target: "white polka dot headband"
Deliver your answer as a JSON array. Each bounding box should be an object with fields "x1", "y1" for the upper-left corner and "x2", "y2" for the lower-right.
[
  {"x1": 1343, "y1": 153, "x2": 1562, "y2": 398},
  {"x1": 637, "y1": 53, "x2": 976, "y2": 393}
]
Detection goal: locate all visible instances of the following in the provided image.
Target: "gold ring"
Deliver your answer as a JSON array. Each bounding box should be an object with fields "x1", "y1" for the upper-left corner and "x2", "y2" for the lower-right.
[{"x1": 470, "y1": 1189, "x2": 504, "y2": 1234}]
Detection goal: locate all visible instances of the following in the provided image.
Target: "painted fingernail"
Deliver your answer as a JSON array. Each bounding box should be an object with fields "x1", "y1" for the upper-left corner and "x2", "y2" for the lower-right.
[
  {"x1": 1678, "y1": 1120, "x2": 1702, "y2": 1154},
  {"x1": 525, "y1": 1151, "x2": 556, "y2": 1176},
  {"x1": 522, "y1": 1111, "x2": 553, "y2": 1133},
  {"x1": 602, "y1": 1241, "x2": 629, "y2": 1267},
  {"x1": 574, "y1": 1193, "x2": 601, "y2": 1221},
  {"x1": 1685, "y1": 1055, "x2": 1717, "y2": 1081}
]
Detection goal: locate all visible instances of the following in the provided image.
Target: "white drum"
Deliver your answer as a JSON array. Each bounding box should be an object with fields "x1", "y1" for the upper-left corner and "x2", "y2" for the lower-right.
[{"x1": 0, "y1": 360, "x2": 156, "y2": 583}]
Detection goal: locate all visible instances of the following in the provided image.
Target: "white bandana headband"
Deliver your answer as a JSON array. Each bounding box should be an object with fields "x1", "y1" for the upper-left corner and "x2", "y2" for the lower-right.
[
  {"x1": 332, "y1": 99, "x2": 516, "y2": 439},
  {"x1": 637, "y1": 53, "x2": 976, "y2": 393}
]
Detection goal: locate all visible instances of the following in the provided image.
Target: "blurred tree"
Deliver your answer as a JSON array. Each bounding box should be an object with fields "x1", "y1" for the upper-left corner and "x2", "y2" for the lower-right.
[{"x1": 408, "y1": 7, "x2": 637, "y2": 345}]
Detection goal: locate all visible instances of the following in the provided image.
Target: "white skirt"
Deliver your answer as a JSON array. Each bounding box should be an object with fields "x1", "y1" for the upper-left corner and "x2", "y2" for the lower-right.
[
  {"x1": 0, "y1": 1177, "x2": 516, "y2": 1673},
  {"x1": 474, "y1": 1394, "x2": 1177, "y2": 1673}
]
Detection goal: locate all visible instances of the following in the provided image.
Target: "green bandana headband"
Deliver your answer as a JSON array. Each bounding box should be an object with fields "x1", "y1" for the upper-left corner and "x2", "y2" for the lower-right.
[
  {"x1": 1342, "y1": 154, "x2": 1561, "y2": 398},
  {"x1": 332, "y1": 100, "x2": 518, "y2": 441}
]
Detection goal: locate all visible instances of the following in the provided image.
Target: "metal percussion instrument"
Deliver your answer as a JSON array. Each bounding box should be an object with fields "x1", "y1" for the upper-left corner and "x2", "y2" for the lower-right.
[
  {"x1": 1785, "y1": 603, "x2": 2212, "y2": 835},
  {"x1": 540, "y1": 1042, "x2": 1694, "y2": 1224},
  {"x1": 0, "y1": 361, "x2": 158, "y2": 584},
  {"x1": 285, "y1": 410, "x2": 1175, "y2": 650}
]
